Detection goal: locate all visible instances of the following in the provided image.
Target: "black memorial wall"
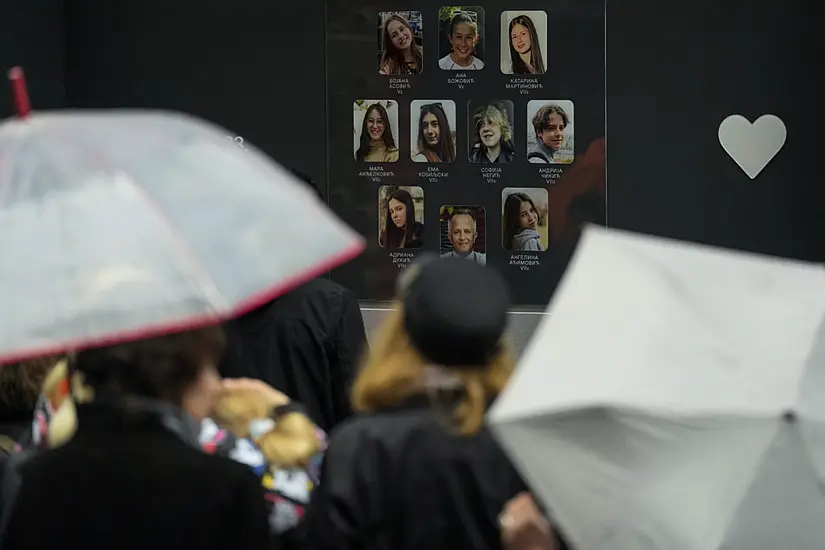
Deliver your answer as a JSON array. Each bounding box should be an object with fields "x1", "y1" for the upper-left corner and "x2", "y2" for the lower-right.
[
  {"x1": 326, "y1": 0, "x2": 605, "y2": 305},
  {"x1": 1, "y1": 0, "x2": 819, "y2": 306}
]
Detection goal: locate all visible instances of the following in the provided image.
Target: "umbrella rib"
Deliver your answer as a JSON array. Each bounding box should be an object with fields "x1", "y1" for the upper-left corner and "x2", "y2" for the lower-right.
[{"x1": 117, "y1": 171, "x2": 229, "y2": 313}]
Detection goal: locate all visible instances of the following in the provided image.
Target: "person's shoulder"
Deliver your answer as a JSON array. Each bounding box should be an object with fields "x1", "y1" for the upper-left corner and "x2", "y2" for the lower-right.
[
  {"x1": 302, "y1": 278, "x2": 358, "y2": 306},
  {"x1": 277, "y1": 277, "x2": 354, "y2": 306},
  {"x1": 329, "y1": 406, "x2": 436, "y2": 451},
  {"x1": 473, "y1": 57, "x2": 485, "y2": 69},
  {"x1": 438, "y1": 55, "x2": 452, "y2": 69},
  {"x1": 197, "y1": 447, "x2": 262, "y2": 480},
  {"x1": 19, "y1": 434, "x2": 242, "y2": 490}
]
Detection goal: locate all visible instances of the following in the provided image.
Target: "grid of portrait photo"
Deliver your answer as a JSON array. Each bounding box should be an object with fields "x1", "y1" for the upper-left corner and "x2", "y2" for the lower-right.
[
  {"x1": 351, "y1": 96, "x2": 575, "y2": 165},
  {"x1": 375, "y1": 8, "x2": 549, "y2": 76},
  {"x1": 328, "y1": 1, "x2": 605, "y2": 305},
  {"x1": 361, "y1": 8, "x2": 577, "y2": 166},
  {"x1": 350, "y1": 5, "x2": 600, "y2": 270}
]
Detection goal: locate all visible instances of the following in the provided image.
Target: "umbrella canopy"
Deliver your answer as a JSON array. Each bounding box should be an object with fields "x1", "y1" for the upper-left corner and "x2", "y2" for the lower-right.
[
  {"x1": 488, "y1": 226, "x2": 825, "y2": 550},
  {"x1": 0, "y1": 110, "x2": 364, "y2": 365}
]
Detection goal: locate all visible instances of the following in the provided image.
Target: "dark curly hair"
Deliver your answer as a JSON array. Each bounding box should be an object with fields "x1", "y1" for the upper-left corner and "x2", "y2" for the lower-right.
[{"x1": 73, "y1": 326, "x2": 225, "y2": 406}]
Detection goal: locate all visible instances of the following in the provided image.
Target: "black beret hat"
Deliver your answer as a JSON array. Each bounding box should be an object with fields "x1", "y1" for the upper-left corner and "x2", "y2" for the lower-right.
[{"x1": 402, "y1": 257, "x2": 510, "y2": 367}]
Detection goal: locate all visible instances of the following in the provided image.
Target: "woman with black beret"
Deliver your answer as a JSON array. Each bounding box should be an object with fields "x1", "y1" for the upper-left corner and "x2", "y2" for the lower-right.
[{"x1": 295, "y1": 256, "x2": 527, "y2": 550}]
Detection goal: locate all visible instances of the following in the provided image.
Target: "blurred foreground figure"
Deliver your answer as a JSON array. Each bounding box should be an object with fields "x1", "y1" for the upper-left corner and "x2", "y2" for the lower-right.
[
  {"x1": 222, "y1": 169, "x2": 368, "y2": 432},
  {"x1": 296, "y1": 257, "x2": 527, "y2": 550},
  {"x1": 0, "y1": 327, "x2": 270, "y2": 550},
  {"x1": 0, "y1": 357, "x2": 60, "y2": 450},
  {"x1": 26, "y1": 370, "x2": 326, "y2": 543}
]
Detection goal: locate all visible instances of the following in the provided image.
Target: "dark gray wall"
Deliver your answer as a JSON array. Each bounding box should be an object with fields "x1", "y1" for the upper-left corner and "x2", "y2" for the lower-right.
[
  {"x1": 60, "y1": 0, "x2": 330, "y2": 189},
  {"x1": 0, "y1": 0, "x2": 65, "y2": 113},
  {"x1": 2, "y1": 0, "x2": 818, "y2": 353}
]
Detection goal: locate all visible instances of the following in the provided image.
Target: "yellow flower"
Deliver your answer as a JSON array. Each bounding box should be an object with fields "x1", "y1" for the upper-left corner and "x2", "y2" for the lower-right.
[{"x1": 262, "y1": 474, "x2": 274, "y2": 490}]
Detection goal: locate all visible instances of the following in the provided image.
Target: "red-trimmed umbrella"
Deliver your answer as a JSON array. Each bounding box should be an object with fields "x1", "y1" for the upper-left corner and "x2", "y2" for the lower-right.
[{"x1": 0, "y1": 68, "x2": 364, "y2": 365}]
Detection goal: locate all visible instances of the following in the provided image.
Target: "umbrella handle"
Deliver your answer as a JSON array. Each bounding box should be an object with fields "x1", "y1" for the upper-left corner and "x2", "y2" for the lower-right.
[{"x1": 7, "y1": 67, "x2": 31, "y2": 119}]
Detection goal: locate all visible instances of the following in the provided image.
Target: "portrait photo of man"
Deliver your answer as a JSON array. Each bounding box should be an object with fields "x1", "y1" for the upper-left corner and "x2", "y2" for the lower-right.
[{"x1": 440, "y1": 206, "x2": 486, "y2": 265}]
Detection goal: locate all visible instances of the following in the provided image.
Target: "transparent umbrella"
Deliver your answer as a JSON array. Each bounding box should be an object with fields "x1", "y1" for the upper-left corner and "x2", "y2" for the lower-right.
[{"x1": 0, "y1": 73, "x2": 364, "y2": 364}]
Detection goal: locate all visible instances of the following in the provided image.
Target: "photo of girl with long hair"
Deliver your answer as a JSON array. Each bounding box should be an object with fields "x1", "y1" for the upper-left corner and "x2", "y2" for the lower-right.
[
  {"x1": 378, "y1": 12, "x2": 424, "y2": 75},
  {"x1": 353, "y1": 100, "x2": 400, "y2": 163},
  {"x1": 500, "y1": 11, "x2": 547, "y2": 75},
  {"x1": 378, "y1": 186, "x2": 425, "y2": 249},
  {"x1": 469, "y1": 101, "x2": 515, "y2": 163},
  {"x1": 501, "y1": 188, "x2": 549, "y2": 252},
  {"x1": 410, "y1": 100, "x2": 457, "y2": 163},
  {"x1": 438, "y1": 7, "x2": 485, "y2": 70}
]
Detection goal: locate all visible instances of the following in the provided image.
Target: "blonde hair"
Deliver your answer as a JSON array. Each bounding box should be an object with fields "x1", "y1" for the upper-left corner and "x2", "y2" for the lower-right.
[
  {"x1": 473, "y1": 103, "x2": 513, "y2": 143},
  {"x1": 212, "y1": 388, "x2": 320, "y2": 470},
  {"x1": 351, "y1": 303, "x2": 514, "y2": 435}
]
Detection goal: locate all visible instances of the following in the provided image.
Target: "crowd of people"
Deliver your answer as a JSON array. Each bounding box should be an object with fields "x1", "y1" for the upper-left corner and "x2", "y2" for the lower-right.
[{"x1": 0, "y1": 171, "x2": 565, "y2": 550}]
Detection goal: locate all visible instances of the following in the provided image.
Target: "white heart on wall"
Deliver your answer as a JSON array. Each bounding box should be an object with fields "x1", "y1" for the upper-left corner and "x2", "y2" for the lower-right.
[{"x1": 718, "y1": 114, "x2": 787, "y2": 179}]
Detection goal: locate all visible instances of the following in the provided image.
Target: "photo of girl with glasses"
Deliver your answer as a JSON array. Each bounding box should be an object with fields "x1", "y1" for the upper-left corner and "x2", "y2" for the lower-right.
[
  {"x1": 378, "y1": 12, "x2": 424, "y2": 75},
  {"x1": 353, "y1": 100, "x2": 400, "y2": 163},
  {"x1": 500, "y1": 11, "x2": 547, "y2": 75},
  {"x1": 438, "y1": 8, "x2": 485, "y2": 70},
  {"x1": 410, "y1": 100, "x2": 457, "y2": 163}
]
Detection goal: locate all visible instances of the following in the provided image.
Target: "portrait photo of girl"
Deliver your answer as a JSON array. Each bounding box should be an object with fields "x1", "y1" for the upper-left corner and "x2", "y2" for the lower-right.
[
  {"x1": 353, "y1": 100, "x2": 400, "y2": 163},
  {"x1": 377, "y1": 11, "x2": 424, "y2": 75},
  {"x1": 378, "y1": 186, "x2": 425, "y2": 249},
  {"x1": 468, "y1": 100, "x2": 515, "y2": 163},
  {"x1": 500, "y1": 11, "x2": 547, "y2": 75},
  {"x1": 438, "y1": 7, "x2": 485, "y2": 70},
  {"x1": 501, "y1": 188, "x2": 549, "y2": 252},
  {"x1": 410, "y1": 100, "x2": 457, "y2": 163}
]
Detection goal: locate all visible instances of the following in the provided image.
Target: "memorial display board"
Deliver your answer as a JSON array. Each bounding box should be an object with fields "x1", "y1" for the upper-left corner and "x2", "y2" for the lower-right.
[{"x1": 326, "y1": 0, "x2": 606, "y2": 305}]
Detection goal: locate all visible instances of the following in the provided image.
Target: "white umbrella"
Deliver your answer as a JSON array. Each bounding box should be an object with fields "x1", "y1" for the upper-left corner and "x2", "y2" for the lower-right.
[
  {"x1": 488, "y1": 226, "x2": 825, "y2": 550},
  {"x1": 0, "y1": 108, "x2": 364, "y2": 364}
]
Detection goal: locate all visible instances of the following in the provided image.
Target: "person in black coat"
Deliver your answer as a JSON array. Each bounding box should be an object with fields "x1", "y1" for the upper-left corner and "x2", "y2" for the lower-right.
[
  {"x1": 0, "y1": 326, "x2": 271, "y2": 550},
  {"x1": 221, "y1": 168, "x2": 368, "y2": 432},
  {"x1": 222, "y1": 278, "x2": 367, "y2": 433},
  {"x1": 294, "y1": 257, "x2": 527, "y2": 550}
]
